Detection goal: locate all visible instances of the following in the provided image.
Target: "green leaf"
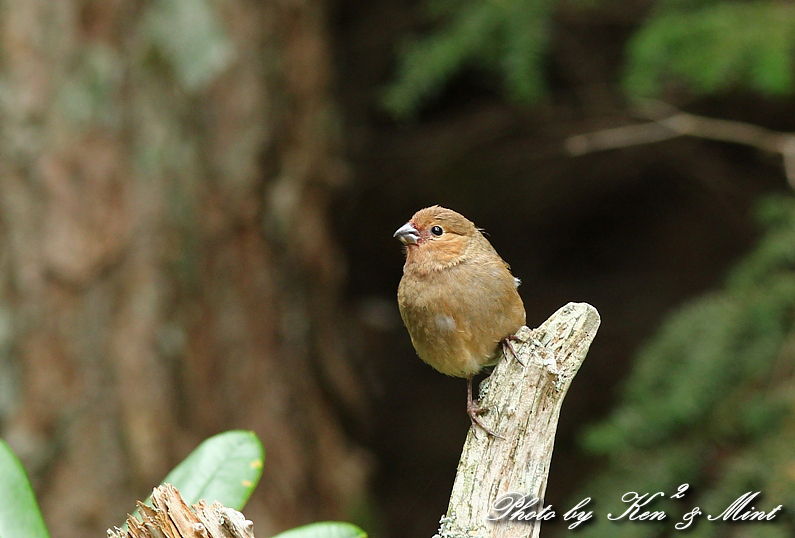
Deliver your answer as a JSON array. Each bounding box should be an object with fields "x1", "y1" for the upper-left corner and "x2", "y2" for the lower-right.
[
  {"x1": 162, "y1": 430, "x2": 263, "y2": 508},
  {"x1": 0, "y1": 439, "x2": 49, "y2": 538},
  {"x1": 128, "y1": 430, "x2": 263, "y2": 525},
  {"x1": 271, "y1": 522, "x2": 368, "y2": 538}
]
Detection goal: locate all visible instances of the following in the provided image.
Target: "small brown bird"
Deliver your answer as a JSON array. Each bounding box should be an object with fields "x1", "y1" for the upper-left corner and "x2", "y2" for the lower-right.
[{"x1": 394, "y1": 206, "x2": 526, "y2": 436}]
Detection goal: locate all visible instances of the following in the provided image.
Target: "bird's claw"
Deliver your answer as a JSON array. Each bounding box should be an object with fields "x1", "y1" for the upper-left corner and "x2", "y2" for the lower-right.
[
  {"x1": 469, "y1": 405, "x2": 487, "y2": 416},
  {"x1": 466, "y1": 375, "x2": 503, "y2": 439},
  {"x1": 467, "y1": 403, "x2": 504, "y2": 439},
  {"x1": 501, "y1": 334, "x2": 525, "y2": 367}
]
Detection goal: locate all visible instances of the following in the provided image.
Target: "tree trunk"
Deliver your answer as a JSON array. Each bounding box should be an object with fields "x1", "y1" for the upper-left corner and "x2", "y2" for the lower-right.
[{"x1": 0, "y1": 1, "x2": 366, "y2": 536}]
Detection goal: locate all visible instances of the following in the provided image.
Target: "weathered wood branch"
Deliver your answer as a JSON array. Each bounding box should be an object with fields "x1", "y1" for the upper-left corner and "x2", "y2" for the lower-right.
[
  {"x1": 436, "y1": 302, "x2": 600, "y2": 538},
  {"x1": 565, "y1": 100, "x2": 795, "y2": 189},
  {"x1": 107, "y1": 484, "x2": 255, "y2": 538}
]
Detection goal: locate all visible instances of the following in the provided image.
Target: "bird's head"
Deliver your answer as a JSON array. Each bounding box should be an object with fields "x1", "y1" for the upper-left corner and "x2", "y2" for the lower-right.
[{"x1": 394, "y1": 206, "x2": 481, "y2": 272}]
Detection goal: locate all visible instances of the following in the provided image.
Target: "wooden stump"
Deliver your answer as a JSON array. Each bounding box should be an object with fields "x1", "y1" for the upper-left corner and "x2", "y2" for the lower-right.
[
  {"x1": 436, "y1": 302, "x2": 600, "y2": 538},
  {"x1": 108, "y1": 484, "x2": 255, "y2": 538}
]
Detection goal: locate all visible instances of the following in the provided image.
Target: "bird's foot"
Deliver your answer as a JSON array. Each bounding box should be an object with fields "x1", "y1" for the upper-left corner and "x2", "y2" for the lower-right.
[
  {"x1": 467, "y1": 401, "x2": 504, "y2": 439},
  {"x1": 502, "y1": 331, "x2": 546, "y2": 366},
  {"x1": 466, "y1": 375, "x2": 503, "y2": 439},
  {"x1": 501, "y1": 334, "x2": 525, "y2": 367}
]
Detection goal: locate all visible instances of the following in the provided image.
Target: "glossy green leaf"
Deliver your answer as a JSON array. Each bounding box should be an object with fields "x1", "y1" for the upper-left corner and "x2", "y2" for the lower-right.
[
  {"x1": 128, "y1": 430, "x2": 263, "y2": 525},
  {"x1": 162, "y1": 430, "x2": 263, "y2": 508},
  {"x1": 0, "y1": 439, "x2": 49, "y2": 538},
  {"x1": 271, "y1": 522, "x2": 368, "y2": 538}
]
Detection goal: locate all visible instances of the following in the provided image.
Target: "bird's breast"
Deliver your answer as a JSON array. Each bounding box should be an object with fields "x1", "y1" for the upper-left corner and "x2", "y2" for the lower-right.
[{"x1": 397, "y1": 262, "x2": 523, "y2": 377}]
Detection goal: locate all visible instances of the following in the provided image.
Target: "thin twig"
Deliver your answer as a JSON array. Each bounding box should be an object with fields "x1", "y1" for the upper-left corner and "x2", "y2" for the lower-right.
[{"x1": 565, "y1": 100, "x2": 795, "y2": 189}]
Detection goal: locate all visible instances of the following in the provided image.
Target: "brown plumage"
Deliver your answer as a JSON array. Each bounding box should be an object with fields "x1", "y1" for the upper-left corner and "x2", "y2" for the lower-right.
[{"x1": 394, "y1": 206, "x2": 526, "y2": 435}]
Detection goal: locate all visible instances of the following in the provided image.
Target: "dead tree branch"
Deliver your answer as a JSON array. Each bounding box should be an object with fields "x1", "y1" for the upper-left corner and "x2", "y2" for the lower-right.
[
  {"x1": 565, "y1": 100, "x2": 795, "y2": 189},
  {"x1": 436, "y1": 302, "x2": 600, "y2": 538}
]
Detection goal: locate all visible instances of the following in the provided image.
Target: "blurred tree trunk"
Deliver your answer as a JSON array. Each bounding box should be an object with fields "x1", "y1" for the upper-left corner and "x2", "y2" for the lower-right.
[{"x1": 0, "y1": 1, "x2": 366, "y2": 537}]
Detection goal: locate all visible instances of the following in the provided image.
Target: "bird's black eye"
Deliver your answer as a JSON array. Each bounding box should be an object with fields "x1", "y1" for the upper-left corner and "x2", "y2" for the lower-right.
[{"x1": 430, "y1": 225, "x2": 443, "y2": 236}]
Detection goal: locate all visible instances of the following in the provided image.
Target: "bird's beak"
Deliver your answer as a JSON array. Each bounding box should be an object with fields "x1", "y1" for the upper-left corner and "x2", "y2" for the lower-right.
[{"x1": 393, "y1": 222, "x2": 420, "y2": 245}]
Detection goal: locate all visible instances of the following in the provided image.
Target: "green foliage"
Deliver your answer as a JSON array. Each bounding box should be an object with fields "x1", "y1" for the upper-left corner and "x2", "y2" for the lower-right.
[
  {"x1": 123, "y1": 431, "x2": 368, "y2": 536},
  {"x1": 625, "y1": 1, "x2": 795, "y2": 97},
  {"x1": 0, "y1": 431, "x2": 366, "y2": 537},
  {"x1": 128, "y1": 430, "x2": 264, "y2": 524},
  {"x1": 386, "y1": 0, "x2": 795, "y2": 116},
  {"x1": 270, "y1": 522, "x2": 368, "y2": 538},
  {"x1": 159, "y1": 429, "x2": 263, "y2": 508},
  {"x1": 0, "y1": 439, "x2": 49, "y2": 538},
  {"x1": 574, "y1": 195, "x2": 795, "y2": 537},
  {"x1": 382, "y1": 0, "x2": 553, "y2": 118}
]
